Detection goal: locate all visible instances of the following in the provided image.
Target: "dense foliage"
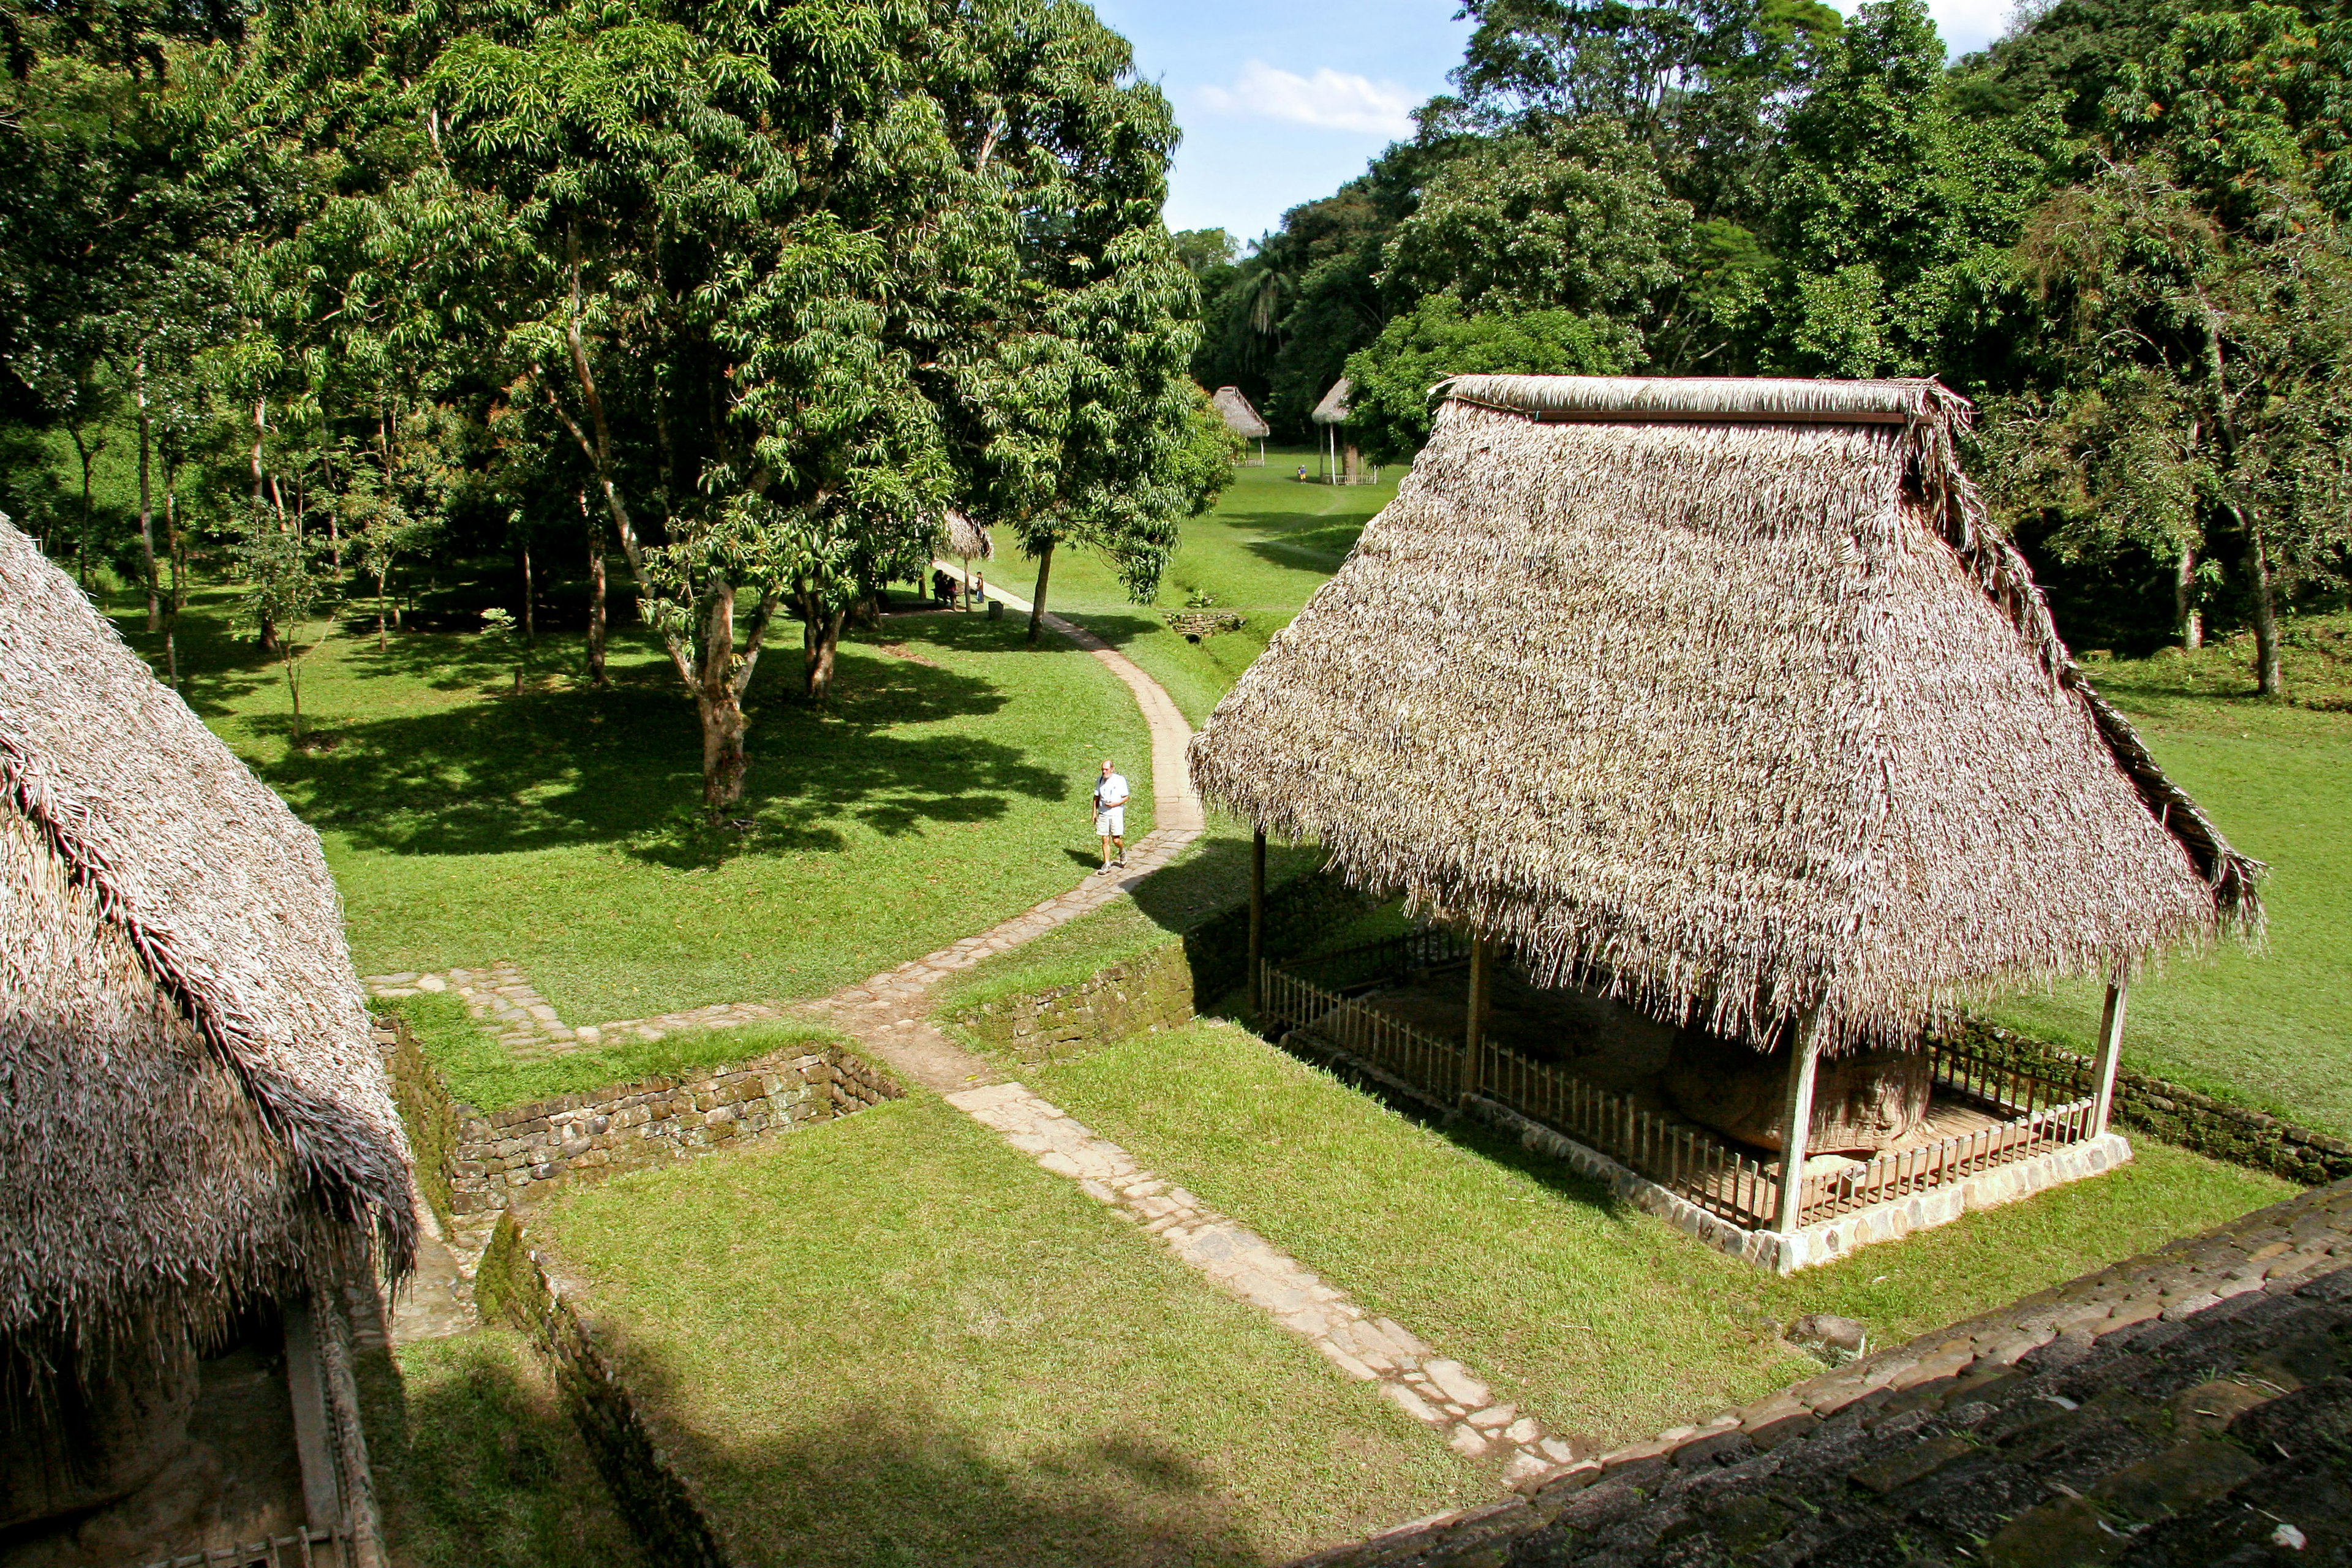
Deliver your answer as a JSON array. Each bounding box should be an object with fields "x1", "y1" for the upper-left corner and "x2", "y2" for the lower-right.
[
  {"x1": 1, "y1": 0, "x2": 1226, "y2": 809},
  {"x1": 1183, "y1": 0, "x2": 2352, "y2": 678}
]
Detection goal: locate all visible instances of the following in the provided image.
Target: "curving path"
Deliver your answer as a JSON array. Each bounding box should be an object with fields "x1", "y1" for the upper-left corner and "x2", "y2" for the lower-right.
[{"x1": 377, "y1": 576, "x2": 1575, "y2": 1483}]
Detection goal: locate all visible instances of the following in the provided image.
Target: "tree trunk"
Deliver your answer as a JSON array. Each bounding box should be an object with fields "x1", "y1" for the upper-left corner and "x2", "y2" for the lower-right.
[
  {"x1": 2175, "y1": 543, "x2": 2202, "y2": 650},
  {"x1": 521, "y1": 541, "x2": 536, "y2": 645},
  {"x1": 1027, "y1": 539, "x2": 1054, "y2": 646},
  {"x1": 697, "y1": 576, "x2": 747, "y2": 812},
  {"x1": 375, "y1": 571, "x2": 391, "y2": 652},
  {"x1": 801, "y1": 587, "x2": 846, "y2": 701},
  {"x1": 585, "y1": 491, "x2": 607, "y2": 686},
  {"x1": 135, "y1": 347, "x2": 159, "y2": 631},
  {"x1": 252, "y1": 399, "x2": 277, "y2": 654},
  {"x1": 162, "y1": 471, "x2": 182, "y2": 689},
  {"x1": 2247, "y1": 521, "x2": 2283, "y2": 696},
  {"x1": 285, "y1": 657, "x2": 303, "y2": 742}
]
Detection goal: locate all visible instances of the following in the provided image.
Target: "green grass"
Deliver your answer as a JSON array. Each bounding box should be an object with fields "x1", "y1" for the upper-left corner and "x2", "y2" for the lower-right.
[
  {"x1": 1983, "y1": 627, "x2": 2352, "y2": 1134},
  {"x1": 380, "y1": 990, "x2": 851, "y2": 1114},
  {"x1": 115, "y1": 592, "x2": 1148, "y2": 1023},
  {"x1": 1028, "y1": 1019, "x2": 2295, "y2": 1455},
  {"x1": 360, "y1": 1325, "x2": 644, "y2": 1568},
  {"x1": 977, "y1": 448, "x2": 1401, "y2": 725},
  {"x1": 532, "y1": 1092, "x2": 1484, "y2": 1567}
]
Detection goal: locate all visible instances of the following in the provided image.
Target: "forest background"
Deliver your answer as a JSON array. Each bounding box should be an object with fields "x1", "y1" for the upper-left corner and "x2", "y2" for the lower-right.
[
  {"x1": 4, "y1": 0, "x2": 2351, "y2": 708},
  {"x1": 1186, "y1": 0, "x2": 2352, "y2": 676}
]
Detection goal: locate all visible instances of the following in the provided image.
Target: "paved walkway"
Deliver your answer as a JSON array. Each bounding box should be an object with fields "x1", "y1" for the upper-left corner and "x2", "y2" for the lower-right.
[{"x1": 368, "y1": 578, "x2": 1563, "y2": 1483}]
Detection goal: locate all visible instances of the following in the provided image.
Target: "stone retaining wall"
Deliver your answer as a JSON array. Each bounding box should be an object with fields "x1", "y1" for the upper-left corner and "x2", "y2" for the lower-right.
[
  {"x1": 953, "y1": 943, "x2": 1196, "y2": 1063},
  {"x1": 445, "y1": 1048, "x2": 901, "y2": 1216},
  {"x1": 1961, "y1": 1022, "x2": 2352, "y2": 1186},
  {"x1": 475, "y1": 1218, "x2": 734, "y2": 1567},
  {"x1": 378, "y1": 1016, "x2": 458, "y2": 1226}
]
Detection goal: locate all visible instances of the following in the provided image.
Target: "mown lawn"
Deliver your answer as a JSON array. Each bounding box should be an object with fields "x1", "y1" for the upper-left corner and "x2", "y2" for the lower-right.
[
  {"x1": 360, "y1": 1324, "x2": 644, "y2": 1568},
  {"x1": 532, "y1": 1092, "x2": 1483, "y2": 1568},
  {"x1": 114, "y1": 592, "x2": 1147, "y2": 1023},
  {"x1": 984, "y1": 447, "x2": 1400, "y2": 726},
  {"x1": 379, "y1": 990, "x2": 853, "y2": 1114},
  {"x1": 1028, "y1": 1019, "x2": 2294, "y2": 1455},
  {"x1": 1983, "y1": 628, "x2": 2352, "y2": 1134}
]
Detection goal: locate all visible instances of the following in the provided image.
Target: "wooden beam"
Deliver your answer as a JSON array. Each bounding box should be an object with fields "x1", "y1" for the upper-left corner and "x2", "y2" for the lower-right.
[
  {"x1": 1463, "y1": 932, "x2": 1491, "y2": 1102},
  {"x1": 1772, "y1": 1011, "x2": 1827, "y2": 1235},
  {"x1": 283, "y1": 1295, "x2": 344, "y2": 1535},
  {"x1": 2090, "y1": 970, "x2": 2130, "y2": 1138},
  {"x1": 1247, "y1": 829, "x2": 1266, "y2": 1017}
]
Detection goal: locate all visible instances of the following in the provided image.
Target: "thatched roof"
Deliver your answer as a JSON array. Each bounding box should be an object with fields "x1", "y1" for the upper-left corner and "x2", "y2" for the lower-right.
[
  {"x1": 0, "y1": 517, "x2": 414, "y2": 1374},
  {"x1": 1190, "y1": 376, "x2": 2261, "y2": 1051},
  {"x1": 943, "y1": 508, "x2": 993, "y2": 560},
  {"x1": 1311, "y1": 377, "x2": 1354, "y2": 426},
  {"x1": 1212, "y1": 385, "x2": 1271, "y2": 440}
]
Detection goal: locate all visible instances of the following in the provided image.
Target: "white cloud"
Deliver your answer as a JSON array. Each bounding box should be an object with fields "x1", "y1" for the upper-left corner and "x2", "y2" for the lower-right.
[{"x1": 1196, "y1": 61, "x2": 1419, "y2": 137}]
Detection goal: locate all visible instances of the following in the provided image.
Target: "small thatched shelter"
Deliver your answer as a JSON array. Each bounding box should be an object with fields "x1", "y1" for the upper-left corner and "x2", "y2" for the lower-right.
[
  {"x1": 1212, "y1": 384, "x2": 1270, "y2": 466},
  {"x1": 0, "y1": 516, "x2": 414, "y2": 1535},
  {"x1": 1196, "y1": 376, "x2": 2259, "y2": 1235},
  {"x1": 943, "y1": 507, "x2": 993, "y2": 563},
  {"x1": 1310, "y1": 377, "x2": 1364, "y2": 483}
]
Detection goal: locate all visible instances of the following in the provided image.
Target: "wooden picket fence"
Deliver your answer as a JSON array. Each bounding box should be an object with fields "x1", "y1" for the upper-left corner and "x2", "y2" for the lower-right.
[{"x1": 1260, "y1": 952, "x2": 2101, "y2": 1234}]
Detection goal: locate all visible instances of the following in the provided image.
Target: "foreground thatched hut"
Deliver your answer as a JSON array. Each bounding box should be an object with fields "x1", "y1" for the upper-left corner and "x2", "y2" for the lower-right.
[
  {"x1": 0, "y1": 516, "x2": 414, "y2": 1539},
  {"x1": 1194, "y1": 376, "x2": 2259, "y2": 1238},
  {"x1": 1212, "y1": 384, "x2": 1270, "y2": 465}
]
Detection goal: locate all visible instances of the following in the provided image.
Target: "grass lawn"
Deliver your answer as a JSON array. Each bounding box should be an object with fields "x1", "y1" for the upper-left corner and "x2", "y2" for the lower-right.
[
  {"x1": 360, "y1": 1325, "x2": 644, "y2": 1568},
  {"x1": 530, "y1": 1092, "x2": 1484, "y2": 1568},
  {"x1": 1982, "y1": 627, "x2": 2352, "y2": 1134},
  {"x1": 115, "y1": 593, "x2": 1147, "y2": 1023},
  {"x1": 981, "y1": 447, "x2": 1401, "y2": 726},
  {"x1": 1027, "y1": 1019, "x2": 2296, "y2": 1455},
  {"x1": 379, "y1": 990, "x2": 851, "y2": 1114}
]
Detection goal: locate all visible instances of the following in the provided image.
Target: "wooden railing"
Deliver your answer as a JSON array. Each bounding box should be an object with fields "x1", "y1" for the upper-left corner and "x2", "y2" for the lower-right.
[
  {"x1": 1261, "y1": 962, "x2": 1468, "y2": 1100},
  {"x1": 1287, "y1": 929, "x2": 1474, "y2": 993},
  {"x1": 1260, "y1": 954, "x2": 2106, "y2": 1234}
]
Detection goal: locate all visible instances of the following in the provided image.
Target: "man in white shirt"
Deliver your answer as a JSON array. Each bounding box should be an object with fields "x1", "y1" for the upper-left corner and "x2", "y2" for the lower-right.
[{"x1": 1092, "y1": 758, "x2": 1131, "y2": 871}]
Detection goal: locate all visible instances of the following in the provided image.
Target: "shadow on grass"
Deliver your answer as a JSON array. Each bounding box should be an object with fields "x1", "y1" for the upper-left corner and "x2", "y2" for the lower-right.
[
  {"x1": 256, "y1": 637, "x2": 1062, "y2": 868},
  {"x1": 608, "y1": 1354, "x2": 1267, "y2": 1568},
  {"x1": 360, "y1": 1330, "x2": 645, "y2": 1568}
]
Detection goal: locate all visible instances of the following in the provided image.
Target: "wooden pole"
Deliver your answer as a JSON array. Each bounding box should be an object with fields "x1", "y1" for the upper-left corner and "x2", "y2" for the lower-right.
[
  {"x1": 1772, "y1": 1010, "x2": 1827, "y2": 1235},
  {"x1": 1248, "y1": 829, "x2": 1266, "y2": 1017},
  {"x1": 2089, "y1": 968, "x2": 2130, "y2": 1137},
  {"x1": 1463, "y1": 932, "x2": 1491, "y2": 1102}
]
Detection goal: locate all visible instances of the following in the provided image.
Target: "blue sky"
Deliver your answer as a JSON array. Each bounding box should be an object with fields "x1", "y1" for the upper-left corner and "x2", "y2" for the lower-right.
[{"x1": 1090, "y1": 0, "x2": 2026, "y2": 244}]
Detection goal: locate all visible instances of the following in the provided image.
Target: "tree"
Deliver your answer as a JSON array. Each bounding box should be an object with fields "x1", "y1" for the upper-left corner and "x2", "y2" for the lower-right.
[
  {"x1": 1989, "y1": 156, "x2": 2352, "y2": 694},
  {"x1": 224, "y1": 497, "x2": 337, "y2": 741},
  {"x1": 1344, "y1": 295, "x2": 1621, "y2": 462}
]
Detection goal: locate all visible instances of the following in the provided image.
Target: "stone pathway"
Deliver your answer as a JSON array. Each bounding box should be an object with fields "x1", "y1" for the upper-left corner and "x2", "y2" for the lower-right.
[
  {"x1": 366, "y1": 576, "x2": 1562, "y2": 1482},
  {"x1": 949, "y1": 1080, "x2": 1582, "y2": 1482}
]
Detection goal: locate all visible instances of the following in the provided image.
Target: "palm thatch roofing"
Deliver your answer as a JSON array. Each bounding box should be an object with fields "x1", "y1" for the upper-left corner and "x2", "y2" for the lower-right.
[
  {"x1": 1212, "y1": 385, "x2": 1272, "y2": 440},
  {"x1": 0, "y1": 516, "x2": 414, "y2": 1379},
  {"x1": 943, "y1": 508, "x2": 993, "y2": 560},
  {"x1": 1311, "y1": 377, "x2": 1354, "y2": 426},
  {"x1": 1189, "y1": 375, "x2": 2261, "y2": 1052}
]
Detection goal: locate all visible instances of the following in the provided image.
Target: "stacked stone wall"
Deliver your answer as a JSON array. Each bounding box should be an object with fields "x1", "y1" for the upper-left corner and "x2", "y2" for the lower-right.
[
  {"x1": 378, "y1": 1014, "x2": 458, "y2": 1226},
  {"x1": 475, "y1": 1219, "x2": 733, "y2": 1567},
  {"x1": 442, "y1": 1048, "x2": 901, "y2": 1215},
  {"x1": 954, "y1": 943, "x2": 1196, "y2": 1063}
]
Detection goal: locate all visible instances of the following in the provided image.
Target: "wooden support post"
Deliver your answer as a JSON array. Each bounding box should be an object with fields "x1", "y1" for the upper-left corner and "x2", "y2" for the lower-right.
[
  {"x1": 1463, "y1": 932, "x2": 1491, "y2": 1102},
  {"x1": 1247, "y1": 829, "x2": 1266, "y2": 1017},
  {"x1": 282, "y1": 1295, "x2": 344, "y2": 1535},
  {"x1": 2090, "y1": 969, "x2": 2130, "y2": 1138},
  {"x1": 1772, "y1": 1011, "x2": 1827, "y2": 1235}
]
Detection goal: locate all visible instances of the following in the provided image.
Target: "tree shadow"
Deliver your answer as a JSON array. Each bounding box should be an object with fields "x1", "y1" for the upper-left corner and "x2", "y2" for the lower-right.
[
  {"x1": 256, "y1": 642, "x2": 1060, "y2": 868},
  {"x1": 599, "y1": 1352, "x2": 1273, "y2": 1568}
]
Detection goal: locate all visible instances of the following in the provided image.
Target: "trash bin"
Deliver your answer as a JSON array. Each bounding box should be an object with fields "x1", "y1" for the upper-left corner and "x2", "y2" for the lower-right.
[{"x1": 986, "y1": 599, "x2": 1003, "y2": 621}]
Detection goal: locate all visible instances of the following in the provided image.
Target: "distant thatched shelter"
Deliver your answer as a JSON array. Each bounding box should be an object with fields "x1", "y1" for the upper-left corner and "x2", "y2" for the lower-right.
[
  {"x1": 943, "y1": 508, "x2": 993, "y2": 562},
  {"x1": 0, "y1": 516, "x2": 413, "y2": 1536},
  {"x1": 1310, "y1": 377, "x2": 1367, "y2": 483},
  {"x1": 1212, "y1": 385, "x2": 1270, "y2": 466},
  {"x1": 1197, "y1": 377, "x2": 2260, "y2": 1238}
]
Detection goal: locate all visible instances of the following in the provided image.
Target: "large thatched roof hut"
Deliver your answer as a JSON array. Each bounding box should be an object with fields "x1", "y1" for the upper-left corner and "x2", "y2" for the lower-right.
[
  {"x1": 1195, "y1": 376, "x2": 2260, "y2": 1246},
  {"x1": 0, "y1": 516, "x2": 413, "y2": 1531}
]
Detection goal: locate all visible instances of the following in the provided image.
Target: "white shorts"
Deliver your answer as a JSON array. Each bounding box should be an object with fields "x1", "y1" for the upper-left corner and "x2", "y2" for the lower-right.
[{"x1": 1095, "y1": 805, "x2": 1126, "y2": 837}]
